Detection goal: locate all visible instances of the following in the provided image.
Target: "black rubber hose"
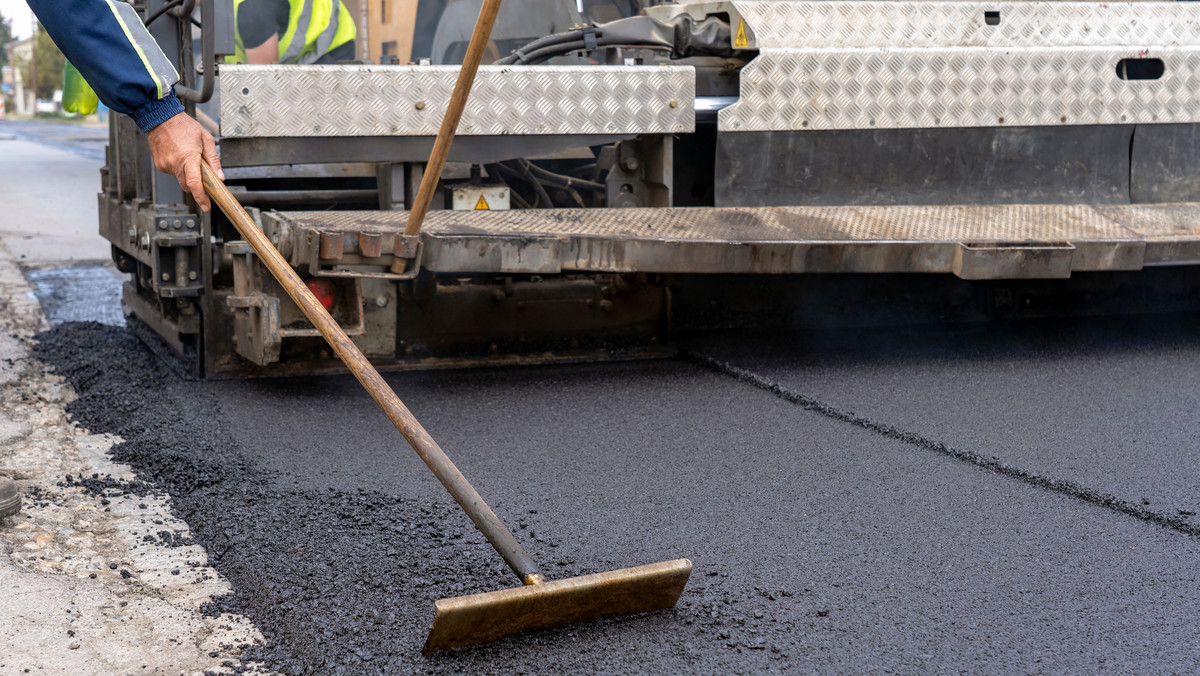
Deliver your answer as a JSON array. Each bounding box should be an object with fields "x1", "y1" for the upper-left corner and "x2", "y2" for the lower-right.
[
  {"x1": 483, "y1": 164, "x2": 533, "y2": 209},
  {"x1": 506, "y1": 40, "x2": 587, "y2": 65},
  {"x1": 498, "y1": 29, "x2": 586, "y2": 65},
  {"x1": 144, "y1": 0, "x2": 184, "y2": 25},
  {"x1": 525, "y1": 162, "x2": 607, "y2": 193},
  {"x1": 499, "y1": 14, "x2": 734, "y2": 65},
  {"x1": 513, "y1": 160, "x2": 556, "y2": 208},
  {"x1": 511, "y1": 30, "x2": 584, "y2": 57}
]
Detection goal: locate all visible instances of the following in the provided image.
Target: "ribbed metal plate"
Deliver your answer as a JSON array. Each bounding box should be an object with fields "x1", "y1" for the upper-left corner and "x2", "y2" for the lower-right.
[
  {"x1": 732, "y1": 1, "x2": 1200, "y2": 49},
  {"x1": 720, "y1": 47, "x2": 1200, "y2": 132},
  {"x1": 268, "y1": 203, "x2": 1200, "y2": 276},
  {"x1": 219, "y1": 65, "x2": 694, "y2": 138},
  {"x1": 720, "y1": 1, "x2": 1200, "y2": 132}
]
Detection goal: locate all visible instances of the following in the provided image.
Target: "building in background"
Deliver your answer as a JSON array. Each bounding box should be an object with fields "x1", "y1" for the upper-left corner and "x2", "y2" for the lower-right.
[
  {"x1": 4, "y1": 36, "x2": 34, "y2": 115},
  {"x1": 367, "y1": 0, "x2": 422, "y2": 64}
]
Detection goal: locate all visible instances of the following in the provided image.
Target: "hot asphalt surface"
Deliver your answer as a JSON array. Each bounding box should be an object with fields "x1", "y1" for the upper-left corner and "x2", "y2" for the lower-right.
[
  {"x1": 10, "y1": 118, "x2": 1200, "y2": 673},
  {"x1": 33, "y1": 314, "x2": 1200, "y2": 674}
]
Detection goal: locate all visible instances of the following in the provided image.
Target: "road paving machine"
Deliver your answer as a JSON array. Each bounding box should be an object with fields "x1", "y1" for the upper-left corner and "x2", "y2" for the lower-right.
[{"x1": 101, "y1": 0, "x2": 1200, "y2": 378}]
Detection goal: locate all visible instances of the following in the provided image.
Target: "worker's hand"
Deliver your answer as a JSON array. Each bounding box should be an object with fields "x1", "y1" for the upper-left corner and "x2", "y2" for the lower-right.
[{"x1": 146, "y1": 111, "x2": 224, "y2": 212}]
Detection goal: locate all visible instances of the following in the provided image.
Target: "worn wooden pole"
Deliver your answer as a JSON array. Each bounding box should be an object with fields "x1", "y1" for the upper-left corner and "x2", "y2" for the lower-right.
[
  {"x1": 404, "y1": 0, "x2": 503, "y2": 237},
  {"x1": 200, "y1": 162, "x2": 544, "y2": 585}
]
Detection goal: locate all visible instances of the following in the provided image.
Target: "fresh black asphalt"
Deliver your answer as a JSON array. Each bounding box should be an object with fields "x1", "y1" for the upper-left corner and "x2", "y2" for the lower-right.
[
  {"x1": 685, "y1": 314, "x2": 1200, "y2": 531},
  {"x1": 34, "y1": 316, "x2": 1200, "y2": 674}
]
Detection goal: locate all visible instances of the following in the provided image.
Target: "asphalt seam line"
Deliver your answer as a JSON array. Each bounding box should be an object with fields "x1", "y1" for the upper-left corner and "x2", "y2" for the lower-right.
[{"x1": 685, "y1": 350, "x2": 1200, "y2": 538}]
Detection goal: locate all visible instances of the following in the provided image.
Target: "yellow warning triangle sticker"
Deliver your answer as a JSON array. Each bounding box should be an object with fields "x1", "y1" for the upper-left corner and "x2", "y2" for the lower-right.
[
  {"x1": 733, "y1": 19, "x2": 748, "y2": 49},
  {"x1": 474, "y1": 195, "x2": 490, "y2": 210}
]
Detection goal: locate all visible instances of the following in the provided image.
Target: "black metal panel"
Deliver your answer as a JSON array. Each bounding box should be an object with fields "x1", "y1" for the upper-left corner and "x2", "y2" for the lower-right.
[
  {"x1": 219, "y1": 134, "x2": 632, "y2": 167},
  {"x1": 1130, "y1": 124, "x2": 1200, "y2": 204},
  {"x1": 715, "y1": 126, "x2": 1133, "y2": 207}
]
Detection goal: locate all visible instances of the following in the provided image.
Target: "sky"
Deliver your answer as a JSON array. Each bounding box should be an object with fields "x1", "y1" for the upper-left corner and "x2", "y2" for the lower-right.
[{"x1": 1, "y1": 0, "x2": 34, "y2": 40}]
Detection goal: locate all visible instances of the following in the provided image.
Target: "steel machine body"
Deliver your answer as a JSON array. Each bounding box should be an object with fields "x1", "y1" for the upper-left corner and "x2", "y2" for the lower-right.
[{"x1": 101, "y1": 0, "x2": 1200, "y2": 377}]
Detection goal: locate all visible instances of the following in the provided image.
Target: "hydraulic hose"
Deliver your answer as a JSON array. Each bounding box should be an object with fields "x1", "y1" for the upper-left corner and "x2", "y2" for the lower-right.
[{"x1": 498, "y1": 14, "x2": 735, "y2": 65}]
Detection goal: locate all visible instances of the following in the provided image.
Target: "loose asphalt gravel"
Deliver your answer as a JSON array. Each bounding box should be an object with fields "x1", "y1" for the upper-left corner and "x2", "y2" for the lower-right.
[{"x1": 32, "y1": 315, "x2": 1200, "y2": 674}]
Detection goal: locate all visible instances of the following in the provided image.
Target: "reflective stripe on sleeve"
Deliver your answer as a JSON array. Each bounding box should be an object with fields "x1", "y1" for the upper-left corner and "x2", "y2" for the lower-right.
[{"x1": 104, "y1": 0, "x2": 179, "y2": 100}]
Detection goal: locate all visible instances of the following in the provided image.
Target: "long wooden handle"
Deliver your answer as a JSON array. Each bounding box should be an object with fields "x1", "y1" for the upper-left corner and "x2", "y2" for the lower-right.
[
  {"x1": 201, "y1": 162, "x2": 542, "y2": 584},
  {"x1": 404, "y1": 0, "x2": 503, "y2": 237}
]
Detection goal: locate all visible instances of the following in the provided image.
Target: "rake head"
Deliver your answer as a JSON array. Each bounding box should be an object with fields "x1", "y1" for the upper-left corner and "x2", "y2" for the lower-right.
[{"x1": 423, "y1": 558, "x2": 693, "y2": 653}]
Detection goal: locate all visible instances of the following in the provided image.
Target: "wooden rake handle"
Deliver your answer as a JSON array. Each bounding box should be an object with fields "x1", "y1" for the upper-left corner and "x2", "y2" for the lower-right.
[
  {"x1": 404, "y1": 0, "x2": 504, "y2": 238},
  {"x1": 200, "y1": 162, "x2": 543, "y2": 585}
]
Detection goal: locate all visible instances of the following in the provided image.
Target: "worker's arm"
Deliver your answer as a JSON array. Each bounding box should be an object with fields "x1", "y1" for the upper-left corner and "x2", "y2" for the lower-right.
[
  {"x1": 244, "y1": 33, "x2": 281, "y2": 64},
  {"x1": 26, "y1": 0, "x2": 223, "y2": 211}
]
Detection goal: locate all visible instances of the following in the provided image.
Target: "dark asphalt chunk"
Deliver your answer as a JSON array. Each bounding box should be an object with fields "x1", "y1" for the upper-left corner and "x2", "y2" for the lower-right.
[
  {"x1": 35, "y1": 321, "x2": 1200, "y2": 674},
  {"x1": 683, "y1": 314, "x2": 1200, "y2": 526}
]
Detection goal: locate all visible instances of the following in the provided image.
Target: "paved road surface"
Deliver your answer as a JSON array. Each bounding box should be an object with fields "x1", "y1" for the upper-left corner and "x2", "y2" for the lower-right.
[
  {"x1": 8, "y1": 119, "x2": 1200, "y2": 673},
  {"x1": 0, "y1": 119, "x2": 108, "y2": 264}
]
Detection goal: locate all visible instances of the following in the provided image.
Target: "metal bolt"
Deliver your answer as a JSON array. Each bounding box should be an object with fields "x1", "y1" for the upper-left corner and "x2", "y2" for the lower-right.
[
  {"x1": 186, "y1": 219, "x2": 196, "y2": 229},
  {"x1": 173, "y1": 219, "x2": 182, "y2": 230},
  {"x1": 374, "y1": 296, "x2": 388, "y2": 308},
  {"x1": 188, "y1": 271, "x2": 198, "y2": 281},
  {"x1": 127, "y1": 228, "x2": 137, "y2": 244},
  {"x1": 158, "y1": 220, "x2": 168, "y2": 230},
  {"x1": 415, "y1": 101, "x2": 426, "y2": 110},
  {"x1": 599, "y1": 299, "x2": 615, "y2": 312},
  {"x1": 161, "y1": 272, "x2": 170, "y2": 281},
  {"x1": 669, "y1": 100, "x2": 678, "y2": 108}
]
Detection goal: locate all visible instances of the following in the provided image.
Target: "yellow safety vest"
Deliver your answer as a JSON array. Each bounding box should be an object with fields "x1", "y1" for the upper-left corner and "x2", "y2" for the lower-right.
[{"x1": 230, "y1": 0, "x2": 356, "y2": 64}]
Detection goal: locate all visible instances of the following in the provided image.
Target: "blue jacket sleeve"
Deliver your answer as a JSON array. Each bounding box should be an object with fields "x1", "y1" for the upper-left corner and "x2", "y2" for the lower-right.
[{"x1": 27, "y1": 0, "x2": 185, "y2": 131}]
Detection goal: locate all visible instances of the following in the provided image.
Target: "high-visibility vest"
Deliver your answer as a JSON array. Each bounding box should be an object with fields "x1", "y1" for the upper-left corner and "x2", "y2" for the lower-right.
[{"x1": 230, "y1": 0, "x2": 356, "y2": 64}]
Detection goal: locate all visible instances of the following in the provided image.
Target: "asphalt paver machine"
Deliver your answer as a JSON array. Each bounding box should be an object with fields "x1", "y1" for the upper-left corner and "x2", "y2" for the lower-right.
[{"x1": 102, "y1": 0, "x2": 1200, "y2": 378}]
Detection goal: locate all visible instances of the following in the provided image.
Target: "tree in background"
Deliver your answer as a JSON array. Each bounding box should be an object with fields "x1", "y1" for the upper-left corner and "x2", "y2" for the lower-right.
[
  {"x1": 16, "y1": 24, "x2": 64, "y2": 101},
  {"x1": 0, "y1": 14, "x2": 12, "y2": 72}
]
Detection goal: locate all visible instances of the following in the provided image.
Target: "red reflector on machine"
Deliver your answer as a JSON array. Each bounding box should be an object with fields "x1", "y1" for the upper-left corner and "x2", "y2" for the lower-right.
[{"x1": 306, "y1": 279, "x2": 336, "y2": 310}]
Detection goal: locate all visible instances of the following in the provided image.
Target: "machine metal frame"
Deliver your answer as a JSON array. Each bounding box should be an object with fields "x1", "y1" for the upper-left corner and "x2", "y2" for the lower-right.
[{"x1": 100, "y1": 0, "x2": 1200, "y2": 377}]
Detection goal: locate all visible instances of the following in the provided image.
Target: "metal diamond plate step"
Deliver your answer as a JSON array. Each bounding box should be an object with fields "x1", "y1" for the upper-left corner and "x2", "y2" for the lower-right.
[
  {"x1": 730, "y1": 1, "x2": 1200, "y2": 49},
  {"x1": 219, "y1": 64, "x2": 694, "y2": 138},
  {"x1": 266, "y1": 204, "x2": 1200, "y2": 279},
  {"x1": 719, "y1": 1, "x2": 1200, "y2": 132}
]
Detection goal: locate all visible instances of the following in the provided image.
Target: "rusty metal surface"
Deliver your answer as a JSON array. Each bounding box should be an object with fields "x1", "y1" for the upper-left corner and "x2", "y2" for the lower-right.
[
  {"x1": 423, "y1": 558, "x2": 693, "y2": 653},
  {"x1": 266, "y1": 203, "x2": 1200, "y2": 278}
]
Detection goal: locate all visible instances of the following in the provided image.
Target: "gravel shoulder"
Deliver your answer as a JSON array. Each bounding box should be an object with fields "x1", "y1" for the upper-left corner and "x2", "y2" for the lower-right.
[{"x1": 0, "y1": 238, "x2": 261, "y2": 675}]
